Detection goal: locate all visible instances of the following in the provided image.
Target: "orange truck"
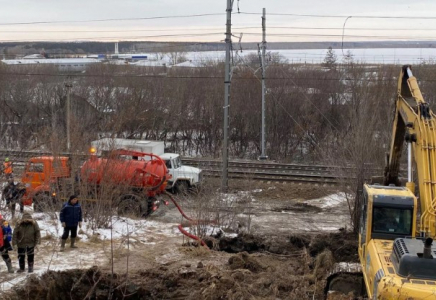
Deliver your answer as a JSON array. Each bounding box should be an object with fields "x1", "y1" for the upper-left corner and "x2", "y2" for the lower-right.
[{"x1": 20, "y1": 149, "x2": 170, "y2": 217}]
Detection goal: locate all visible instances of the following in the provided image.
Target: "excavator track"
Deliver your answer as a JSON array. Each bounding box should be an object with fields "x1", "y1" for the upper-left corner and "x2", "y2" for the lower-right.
[{"x1": 324, "y1": 262, "x2": 365, "y2": 299}]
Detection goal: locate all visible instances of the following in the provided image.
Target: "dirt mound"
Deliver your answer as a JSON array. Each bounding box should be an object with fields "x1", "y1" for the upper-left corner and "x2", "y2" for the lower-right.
[
  {"x1": 289, "y1": 234, "x2": 311, "y2": 248},
  {"x1": 309, "y1": 231, "x2": 358, "y2": 262},
  {"x1": 208, "y1": 231, "x2": 356, "y2": 262},
  {"x1": 228, "y1": 251, "x2": 266, "y2": 272},
  {"x1": 3, "y1": 231, "x2": 358, "y2": 300},
  {"x1": 4, "y1": 260, "x2": 317, "y2": 300},
  {"x1": 210, "y1": 233, "x2": 308, "y2": 255}
]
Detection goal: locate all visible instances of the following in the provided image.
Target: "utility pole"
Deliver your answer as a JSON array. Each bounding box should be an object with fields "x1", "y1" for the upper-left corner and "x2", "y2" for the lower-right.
[
  {"x1": 222, "y1": 0, "x2": 233, "y2": 193},
  {"x1": 65, "y1": 82, "x2": 72, "y2": 151},
  {"x1": 259, "y1": 8, "x2": 268, "y2": 160}
]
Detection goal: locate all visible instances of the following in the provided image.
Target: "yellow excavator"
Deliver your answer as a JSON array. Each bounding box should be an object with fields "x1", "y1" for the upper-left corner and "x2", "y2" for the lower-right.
[{"x1": 326, "y1": 65, "x2": 436, "y2": 299}]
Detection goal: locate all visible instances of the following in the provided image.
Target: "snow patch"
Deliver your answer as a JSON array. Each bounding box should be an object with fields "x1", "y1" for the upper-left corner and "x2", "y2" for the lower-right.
[{"x1": 305, "y1": 193, "x2": 347, "y2": 208}]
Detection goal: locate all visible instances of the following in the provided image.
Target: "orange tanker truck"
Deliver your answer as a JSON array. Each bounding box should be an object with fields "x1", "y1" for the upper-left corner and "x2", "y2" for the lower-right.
[{"x1": 20, "y1": 149, "x2": 170, "y2": 217}]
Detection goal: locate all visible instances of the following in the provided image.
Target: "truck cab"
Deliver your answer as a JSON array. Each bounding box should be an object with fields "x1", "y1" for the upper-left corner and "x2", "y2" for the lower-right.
[
  {"x1": 21, "y1": 156, "x2": 70, "y2": 205},
  {"x1": 160, "y1": 153, "x2": 202, "y2": 194}
]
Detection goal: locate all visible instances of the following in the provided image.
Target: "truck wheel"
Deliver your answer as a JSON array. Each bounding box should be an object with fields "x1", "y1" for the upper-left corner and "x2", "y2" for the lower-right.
[
  {"x1": 117, "y1": 195, "x2": 142, "y2": 218},
  {"x1": 33, "y1": 193, "x2": 52, "y2": 212},
  {"x1": 176, "y1": 181, "x2": 189, "y2": 196}
]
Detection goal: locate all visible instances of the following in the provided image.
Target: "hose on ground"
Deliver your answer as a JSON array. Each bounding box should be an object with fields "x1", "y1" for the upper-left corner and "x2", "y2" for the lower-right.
[
  {"x1": 163, "y1": 191, "x2": 213, "y2": 249},
  {"x1": 177, "y1": 224, "x2": 208, "y2": 248}
]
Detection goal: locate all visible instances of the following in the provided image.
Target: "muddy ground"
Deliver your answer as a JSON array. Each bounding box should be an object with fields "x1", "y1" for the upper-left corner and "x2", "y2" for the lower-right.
[{"x1": 0, "y1": 179, "x2": 358, "y2": 300}]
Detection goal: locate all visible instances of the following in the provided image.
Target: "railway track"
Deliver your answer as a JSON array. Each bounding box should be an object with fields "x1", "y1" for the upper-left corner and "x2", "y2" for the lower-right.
[
  {"x1": 0, "y1": 149, "x2": 373, "y2": 185},
  {"x1": 183, "y1": 158, "x2": 342, "y2": 184}
]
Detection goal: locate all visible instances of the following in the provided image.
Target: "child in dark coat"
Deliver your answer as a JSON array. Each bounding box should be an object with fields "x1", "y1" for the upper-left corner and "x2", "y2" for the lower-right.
[{"x1": 0, "y1": 215, "x2": 14, "y2": 273}]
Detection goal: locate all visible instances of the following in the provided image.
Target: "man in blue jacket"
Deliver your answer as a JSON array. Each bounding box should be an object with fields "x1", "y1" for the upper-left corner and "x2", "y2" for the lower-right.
[{"x1": 59, "y1": 195, "x2": 82, "y2": 252}]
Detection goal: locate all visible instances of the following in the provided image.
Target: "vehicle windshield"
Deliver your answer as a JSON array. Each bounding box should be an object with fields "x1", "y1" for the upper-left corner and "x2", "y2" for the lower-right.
[
  {"x1": 165, "y1": 159, "x2": 172, "y2": 169},
  {"x1": 172, "y1": 157, "x2": 182, "y2": 169},
  {"x1": 372, "y1": 206, "x2": 412, "y2": 235}
]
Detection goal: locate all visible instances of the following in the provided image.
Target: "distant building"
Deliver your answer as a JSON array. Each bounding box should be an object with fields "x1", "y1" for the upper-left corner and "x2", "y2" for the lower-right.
[
  {"x1": 23, "y1": 54, "x2": 45, "y2": 59},
  {"x1": 109, "y1": 53, "x2": 149, "y2": 62},
  {"x1": 1, "y1": 58, "x2": 100, "y2": 72}
]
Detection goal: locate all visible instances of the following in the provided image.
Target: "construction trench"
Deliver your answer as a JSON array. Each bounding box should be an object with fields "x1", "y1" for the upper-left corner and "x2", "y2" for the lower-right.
[
  {"x1": 3, "y1": 232, "x2": 358, "y2": 300},
  {"x1": 0, "y1": 181, "x2": 357, "y2": 300}
]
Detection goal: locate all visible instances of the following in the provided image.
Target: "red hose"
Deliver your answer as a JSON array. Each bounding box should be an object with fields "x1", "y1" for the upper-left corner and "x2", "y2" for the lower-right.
[
  {"x1": 177, "y1": 224, "x2": 208, "y2": 248},
  {"x1": 164, "y1": 191, "x2": 212, "y2": 249},
  {"x1": 165, "y1": 191, "x2": 196, "y2": 222}
]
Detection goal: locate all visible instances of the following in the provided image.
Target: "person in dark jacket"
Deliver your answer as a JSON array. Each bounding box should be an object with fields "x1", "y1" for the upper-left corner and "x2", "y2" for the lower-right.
[
  {"x1": 12, "y1": 212, "x2": 41, "y2": 273},
  {"x1": 3, "y1": 179, "x2": 25, "y2": 218},
  {"x1": 59, "y1": 195, "x2": 82, "y2": 252},
  {"x1": 0, "y1": 215, "x2": 14, "y2": 273}
]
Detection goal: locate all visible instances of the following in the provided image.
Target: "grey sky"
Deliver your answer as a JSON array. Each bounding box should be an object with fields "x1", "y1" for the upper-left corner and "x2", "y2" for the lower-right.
[{"x1": 1, "y1": 0, "x2": 436, "y2": 42}]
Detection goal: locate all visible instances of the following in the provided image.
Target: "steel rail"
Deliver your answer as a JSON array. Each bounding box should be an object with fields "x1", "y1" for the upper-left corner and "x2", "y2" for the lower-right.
[{"x1": 0, "y1": 149, "x2": 375, "y2": 184}]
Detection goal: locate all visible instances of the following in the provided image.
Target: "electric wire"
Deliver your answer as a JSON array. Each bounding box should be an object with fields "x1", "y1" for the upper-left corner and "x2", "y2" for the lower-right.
[
  {"x1": 3, "y1": 32, "x2": 436, "y2": 43},
  {"x1": 0, "y1": 27, "x2": 259, "y2": 33},
  {"x1": 4, "y1": 26, "x2": 436, "y2": 33},
  {"x1": 0, "y1": 32, "x2": 225, "y2": 43},
  {"x1": 0, "y1": 13, "x2": 225, "y2": 26},
  {"x1": 1, "y1": 11, "x2": 436, "y2": 27},
  {"x1": 242, "y1": 33, "x2": 436, "y2": 40},
  {"x1": 237, "y1": 11, "x2": 436, "y2": 20}
]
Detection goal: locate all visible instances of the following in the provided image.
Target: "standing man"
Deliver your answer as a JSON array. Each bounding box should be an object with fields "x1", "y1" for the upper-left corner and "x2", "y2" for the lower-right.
[
  {"x1": 3, "y1": 158, "x2": 13, "y2": 179},
  {"x1": 12, "y1": 212, "x2": 41, "y2": 273},
  {"x1": 59, "y1": 195, "x2": 82, "y2": 252},
  {"x1": 0, "y1": 215, "x2": 14, "y2": 273},
  {"x1": 3, "y1": 179, "x2": 25, "y2": 218}
]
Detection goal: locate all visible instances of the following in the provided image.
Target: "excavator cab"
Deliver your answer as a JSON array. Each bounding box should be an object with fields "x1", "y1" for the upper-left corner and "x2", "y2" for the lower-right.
[
  {"x1": 361, "y1": 184, "x2": 416, "y2": 244},
  {"x1": 372, "y1": 206, "x2": 413, "y2": 236}
]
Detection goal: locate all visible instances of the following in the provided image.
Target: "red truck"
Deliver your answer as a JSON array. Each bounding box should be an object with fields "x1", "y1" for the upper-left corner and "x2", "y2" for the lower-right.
[{"x1": 20, "y1": 149, "x2": 170, "y2": 217}]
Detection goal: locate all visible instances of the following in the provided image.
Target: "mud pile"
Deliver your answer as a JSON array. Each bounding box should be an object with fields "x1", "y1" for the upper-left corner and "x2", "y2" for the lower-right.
[
  {"x1": 213, "y1": 231, "x2": 358, "y2": 262},
  {"x1": 3, "y1": 231, "x2": 358, "y2": 300}
]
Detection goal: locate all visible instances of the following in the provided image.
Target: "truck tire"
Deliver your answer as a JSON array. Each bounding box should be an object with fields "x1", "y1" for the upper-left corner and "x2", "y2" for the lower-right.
[
  {"x1": 117, "y1": 195, "x2": 142, "y2": 218},
  {"x1": 175, "y1": 181, "x2": 189, "y2": 196},
  {"x1": 33, "y1": 192, "x2": 52, "y2": 212}
]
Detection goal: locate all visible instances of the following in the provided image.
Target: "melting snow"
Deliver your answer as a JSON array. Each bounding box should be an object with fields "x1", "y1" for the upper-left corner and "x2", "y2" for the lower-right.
[
  {"x1": 305, "y1": 193, "x2": 348, "y2": 208},
  {"x1": 0, "y1": 202, "x2": 182, "y2": 292}
]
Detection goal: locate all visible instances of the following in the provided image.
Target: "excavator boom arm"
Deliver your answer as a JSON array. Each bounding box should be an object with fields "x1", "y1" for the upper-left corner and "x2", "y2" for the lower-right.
[{"x1": 385, "y1": 65, "x2": 436, "y2": 237}]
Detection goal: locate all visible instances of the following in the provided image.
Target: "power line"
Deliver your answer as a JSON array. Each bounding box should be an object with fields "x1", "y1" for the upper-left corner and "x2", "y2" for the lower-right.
[
  {"x1": 243, "y1": 32, "x2": 436, "y2": 41},
  {"x1": 0, "y1": 32, "x2": 224, "y2": 42},
  {"x1": 3, "y1": 26, "x2": 436, "y2": 35},
  {"x1": 1, "y1": 11, "x2": 436, "y2": 28},
  {"x1": 3, "y1": 31, "x2": 436, "y2": 43},
  {"x1": 0, "y1": 27, "x2": 258, "y2": 33},
  {"x1": 1, "y1": 35, "x2": 435, "y2": 43},
  {"x1": 237, "y1": 11, "x2": 436, "y2": 20},
  {"x1": 263, "y1": 26, "x2": 436, "y2": 31},
  {"x1": 5, "y1": 26, "x2": 436, "y2": 34},
  {"x1": 0, "y1": 13, "x2": 224, "y2": 26}
]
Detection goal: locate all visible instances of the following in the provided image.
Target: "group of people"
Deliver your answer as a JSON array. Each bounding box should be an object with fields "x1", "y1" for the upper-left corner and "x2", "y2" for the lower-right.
[
  {"x1": 0, "y1": 212, "x2": 40, "y2": 273},
  {"x1": 1, "y1": 191, "x2": 83, "y2": 273}
]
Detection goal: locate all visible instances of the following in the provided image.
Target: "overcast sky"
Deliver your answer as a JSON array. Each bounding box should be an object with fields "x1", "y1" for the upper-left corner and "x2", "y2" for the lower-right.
[{"x1": 1, "y1": 0, "x2": 436, "y2": 43}]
